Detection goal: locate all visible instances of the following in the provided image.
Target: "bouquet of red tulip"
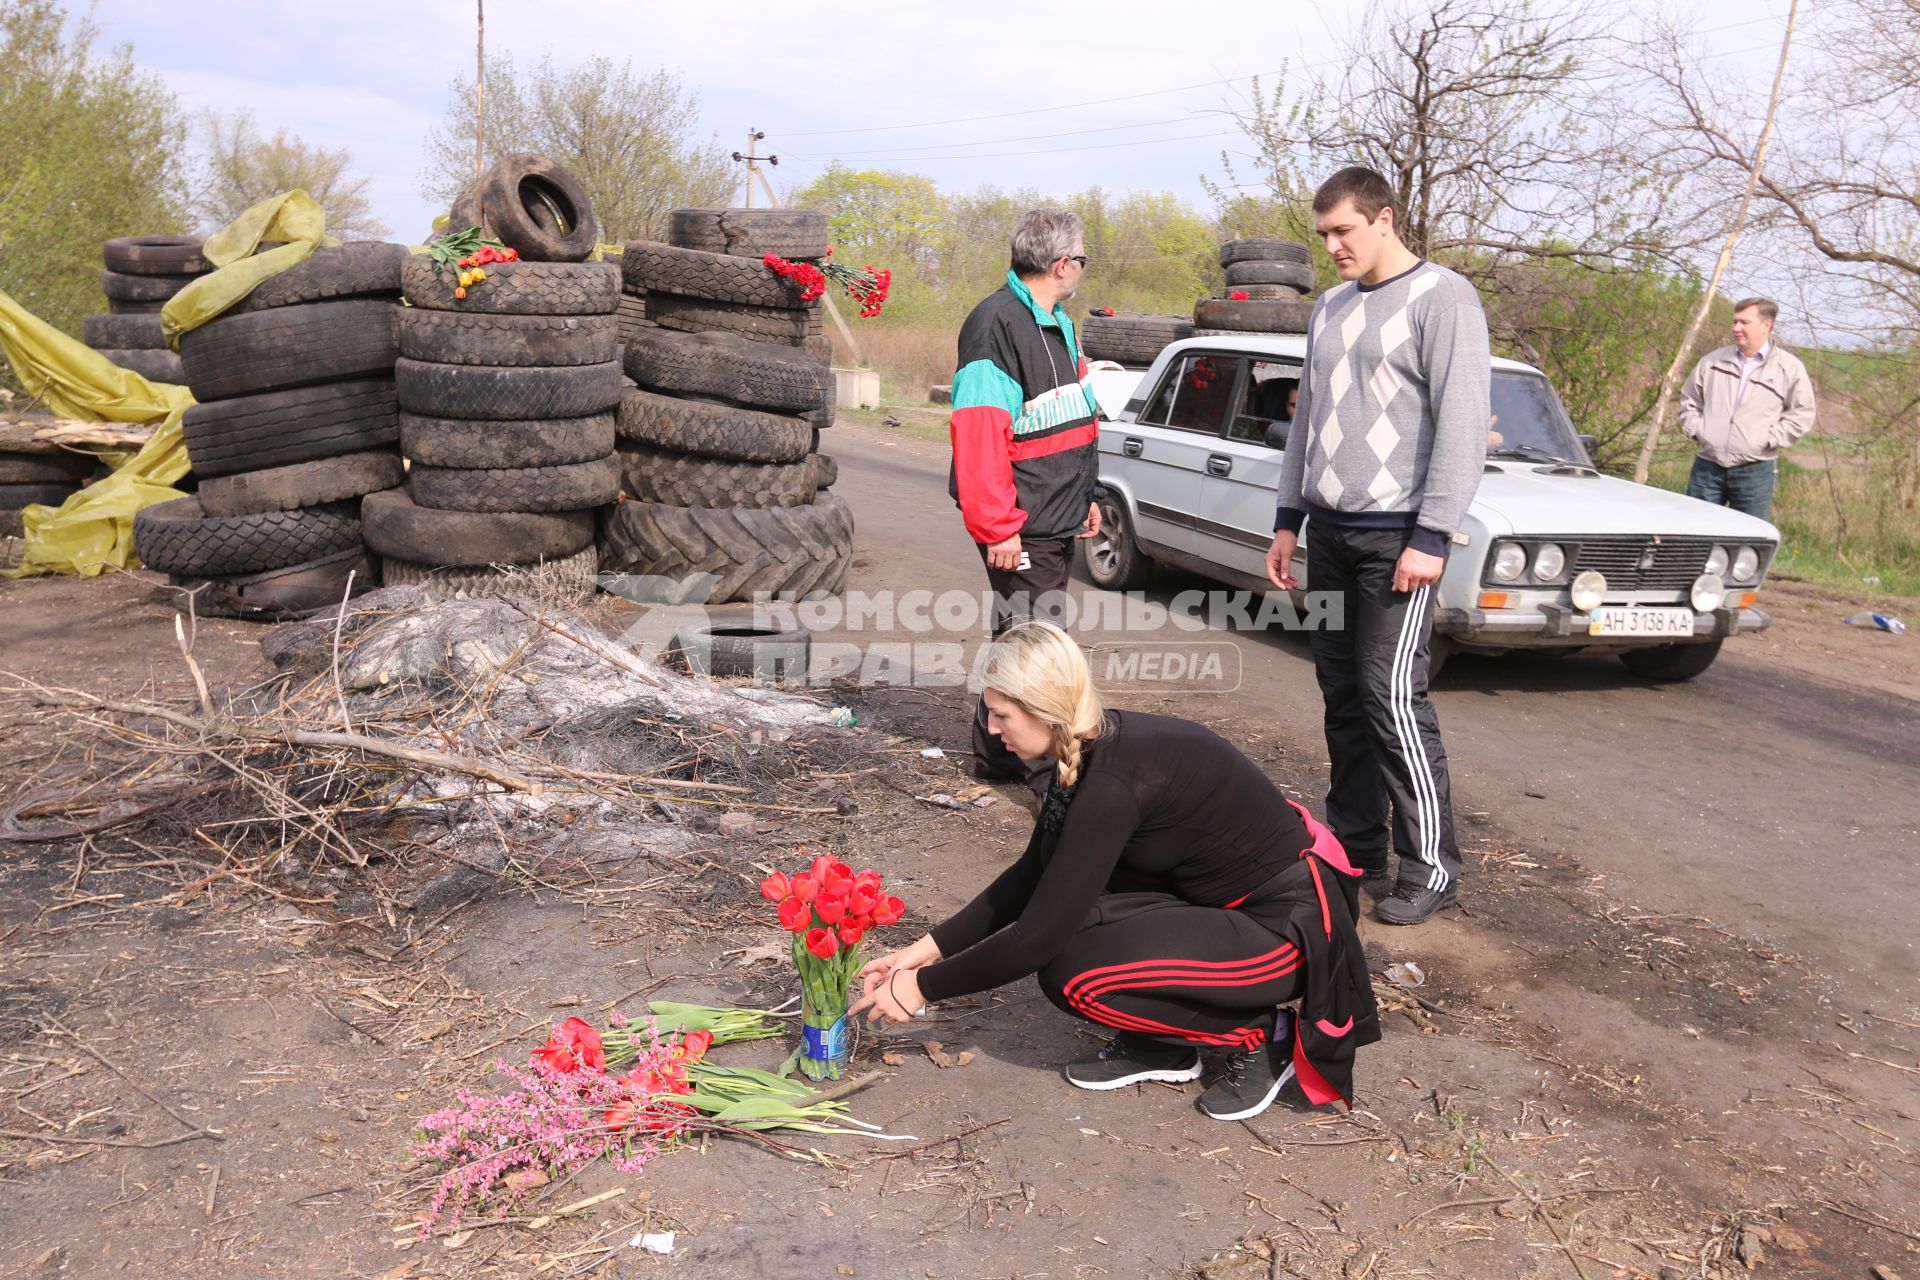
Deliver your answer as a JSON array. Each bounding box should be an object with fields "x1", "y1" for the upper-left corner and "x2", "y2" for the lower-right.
[{"x1": 760, "y1": 854, "x2": 905, "y2": 1080}]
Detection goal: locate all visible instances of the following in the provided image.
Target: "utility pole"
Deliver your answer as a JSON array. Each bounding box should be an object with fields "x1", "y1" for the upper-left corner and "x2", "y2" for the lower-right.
[
  {"x1": 730, "y1": 129, "x2": 777, "y2": 209},
  {"x1": 474, "y1": 1, "x2": 485, "y2": 181}
]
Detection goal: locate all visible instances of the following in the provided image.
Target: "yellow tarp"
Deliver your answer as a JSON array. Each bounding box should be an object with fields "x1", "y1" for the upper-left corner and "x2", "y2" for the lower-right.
[
  {"x1": 0, "y1": 189, "x2": 342, "y2": 576},
  {"x1": 161, "y1": 189, "x2": 338, "y2": 346},
  {"x1": 0, "y1": 288, "x2": 193, "y2": 577}
]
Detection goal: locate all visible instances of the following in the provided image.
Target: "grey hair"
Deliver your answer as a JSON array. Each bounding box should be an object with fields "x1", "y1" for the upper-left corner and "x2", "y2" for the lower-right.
[{"x1": 1010, "y1": 209, "x2": 1084, "y2": 278}]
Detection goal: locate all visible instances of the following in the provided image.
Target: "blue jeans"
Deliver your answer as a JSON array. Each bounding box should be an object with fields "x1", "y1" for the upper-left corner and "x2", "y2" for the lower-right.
[{"x1": 1687, "y1": 457, "x2": 1776, "y2": 520}]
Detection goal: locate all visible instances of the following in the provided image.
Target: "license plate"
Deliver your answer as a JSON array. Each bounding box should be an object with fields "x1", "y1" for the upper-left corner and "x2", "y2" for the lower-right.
[{"x1": 1587, "y1": 607, "x2": 1695, "y2": 637}]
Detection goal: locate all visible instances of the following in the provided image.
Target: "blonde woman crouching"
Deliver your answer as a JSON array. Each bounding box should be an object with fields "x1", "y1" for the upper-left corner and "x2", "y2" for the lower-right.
[{"x1": 849, "y1": 621, "x2": 1379, "y2": 1119}]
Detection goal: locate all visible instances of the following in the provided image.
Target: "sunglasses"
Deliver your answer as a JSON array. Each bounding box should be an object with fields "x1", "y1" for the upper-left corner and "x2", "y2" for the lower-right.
[{"x1": 1062, "y1": 254, "x2": 1088, "y2": 267}]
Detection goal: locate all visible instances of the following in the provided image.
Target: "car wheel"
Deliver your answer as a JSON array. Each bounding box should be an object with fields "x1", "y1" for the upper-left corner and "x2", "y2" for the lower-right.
[
  {"x1": 1084, "y1": 493, "x2": 1153, "y2": 590},
  {"x1": 1426, "y1": 634, "x2": 1453, "y2": 681},
  {"x1": 1618, "y1": 639, "x2": 1722, "y2": 682}
]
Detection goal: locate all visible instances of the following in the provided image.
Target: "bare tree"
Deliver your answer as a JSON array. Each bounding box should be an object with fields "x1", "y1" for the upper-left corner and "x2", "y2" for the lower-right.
[
  {"x1": 193, "y1": 110, "x2": 388, "y2": 239},
  {"x1": 420, "y1": 53, "x2": 735, "y2": 244},
  {"x1": 1207, "y1": 0, "x2": 1692, "y2": 273}
]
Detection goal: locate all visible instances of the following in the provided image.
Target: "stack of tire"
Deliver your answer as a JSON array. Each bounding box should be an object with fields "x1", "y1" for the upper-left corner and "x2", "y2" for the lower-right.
[
  {"x1": 601, "y1": 208, "x2": 853, "y2": 603},
  {"x1": 1194, "y1": 238, "x2": 1316, "y2": 337},
  {"x1": 134, "y1": 243, "x2": 409, "y2": 620},
  {"x1": 0, "y1": 448, "x2": 97, "y2": 538},
  {"x1": 1080, "y1": 313, "x2": 1196, "y2": 368},
  {"x1": 365, "y1": 253, "x2": 623, "y2": 602},
  {"x1": 82, "y1": 236, "x2": 209, "y2": 385}
]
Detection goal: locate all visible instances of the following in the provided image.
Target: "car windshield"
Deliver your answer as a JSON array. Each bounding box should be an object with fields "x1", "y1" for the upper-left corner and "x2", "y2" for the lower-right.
[{"x1": 1487, "y1": 371, "x2": 1587, "y2": 463}]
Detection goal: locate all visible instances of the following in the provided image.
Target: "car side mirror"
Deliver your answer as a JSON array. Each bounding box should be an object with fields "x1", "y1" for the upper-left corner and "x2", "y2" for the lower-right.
[
  {"x1": 1578, "y1": 433, "x2": 1598, "y2": 460},
  {"x1": 1263, "y1": 420, "x2": 1290, "y2": 450}
]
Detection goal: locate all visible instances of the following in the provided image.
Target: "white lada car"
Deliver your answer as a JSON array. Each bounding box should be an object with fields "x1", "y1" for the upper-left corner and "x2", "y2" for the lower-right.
[{"x1": 1084, "y1": 335, "x2": 1778, "y2": 680}]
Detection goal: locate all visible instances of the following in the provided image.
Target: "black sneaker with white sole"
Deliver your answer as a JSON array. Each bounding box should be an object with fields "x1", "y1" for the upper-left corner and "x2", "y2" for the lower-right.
[
  {"x1": 1197, "y1": 1039, "x2": 1296, "y2": 1120},
  {"x1": 1372, "y1": 876, "x2": 1459, "y2": 925},
  {"x1": 1064, "y1": 1032, "x2": 1203, "y2": 1090}
]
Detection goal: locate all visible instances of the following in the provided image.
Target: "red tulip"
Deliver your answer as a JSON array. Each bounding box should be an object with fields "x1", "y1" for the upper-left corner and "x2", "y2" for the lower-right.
[
  {"x1": 805, "y1": 927, "x2": 839, "y2": 959},
  {"x1": 815, "y1": 895, "x2": 847, "y2": 925},
  {"x1": 820, "y1": 871, "x2": 854, "y2": 901},
  {"x1": 848, "y1": 885, "x2": 879, "y2": 916},
  {"x1": 829, "y1": 858, "x2": 853, "y2": 881},
  {"x1": 809, "y1": 854, "x2": 835, "y2": 882},
  {"x1": 605, "y1": 1099, "x2": 637, "y2": 1133},
  {"x1": 853, "y1": 869, "x2": 882, "y2": 891},
  {"x1": 1229, "y1": 290, "x2": 1249, "y2": 301},
  {"x1": 759, "y1": 871, "x2": 791, "y2": 902},
  {"x1": 838, "y1": 919, "x2": 864, "y2": 947},
  {"x1": 778, "y1": 897, "x2": 812, "y2": 932},
  {"x1": 791, "y1": 874, "x2": 817, "y2": 902},
  {"x1": 679, "y1": 1029, "x2": 714, "y2": 1062},
  {"x1": 870, "y1": 895, "x2": 905, "y2": 927},
  {"x1": 533, "y1": 1016, "x2": 606, "y2": 1074}
]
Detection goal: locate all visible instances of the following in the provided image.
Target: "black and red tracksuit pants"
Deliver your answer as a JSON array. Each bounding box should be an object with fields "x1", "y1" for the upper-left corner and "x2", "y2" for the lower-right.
[{"x1": 1036, "y1": 885, "x2": 1304, "y2": 1050}]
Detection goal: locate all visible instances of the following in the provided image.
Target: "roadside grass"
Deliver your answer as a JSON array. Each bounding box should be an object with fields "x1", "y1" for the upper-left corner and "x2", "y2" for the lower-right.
[{"x1": 830, "y1": 325, "x2": 954, "y2": 404}]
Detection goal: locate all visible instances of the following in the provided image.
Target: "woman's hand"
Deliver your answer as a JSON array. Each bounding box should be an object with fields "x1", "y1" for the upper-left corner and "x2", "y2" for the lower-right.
[
  {"x1": 854, "y1": 934, "x2": 941, "y2": 1002},
  {"x1": 849, "y1": 966, "x2": 926, "y2": 1026}
]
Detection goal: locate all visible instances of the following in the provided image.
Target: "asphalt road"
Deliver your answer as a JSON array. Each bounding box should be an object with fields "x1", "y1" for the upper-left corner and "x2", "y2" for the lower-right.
[{"x1": 803, "y1": 424, "x2": 1919, "y2": 1014}]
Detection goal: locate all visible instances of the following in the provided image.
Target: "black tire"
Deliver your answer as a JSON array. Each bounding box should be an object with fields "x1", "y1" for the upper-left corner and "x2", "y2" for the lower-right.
[
  {"x1": 668, "y1": 623, "x2": 811, "y2": 686},
  {"x1": 646, "y1": 292, "x2": 823, "y2": 346},
  {"x1": 0, "y1": 482, "x2": 79, "y2": 508},
  {"x1": 227, "y1": 242, "x2": 406, "y2": 314},
  {"x1": 1079, "y1": 313, "x2": 1195, "y2": 366},
  {"x1": 1224, "y1": 260, "x2": 1315, "y2": 290},
  {"x1": 397, "y1": 309, "x2": 618, "y2": 367},
  {"x1": 615, "y1": 291, "x2": 649, "y2": 343},
  {"x1": 1192, "y1": 297, "x2": 1314, "y2": 335},
  {"x1": 399, "y1": 257, "x2": 620, "y2": 316},
  {"x1": 171, "y1": 549, "x2": 374, "y2": 621},
  {"x1": 83, "y1": 314, "x2": 165, "y2": 349},
  {"x1": 482, "y1": 153, "x2": 598, "y2": 262},
  {"x1": 1618, "y1": 640, "x2": 1723, "y2": 682},
  {"x1": 1219, "y1": 238, "x2": 1311, "y2": 268},
  {"x1": 809, "y1": 453, "x2": 838, "y2": 491},
  {"x1": 0, "y1": 452, "x2": 95, "y2": 484},
  {"x1": 393, "y1": 358, "x2": 622, "y2": 421},
  {"x1": 1083, "y1": 489, "x2": 1154, "y2": 590},
  {"x1": 133, "y1": 497, "x2": 364, "y2": 577},
  {"x1": 667, "y1": 208, "x2": 829, "y2": 260},
  {"x1": 182, "y1": 380, "x2": 400, "y2": 478},
  {"x1": 622, "y1": 328, "x2": 831, "y2": 415},
  {"x1": 360, "y1": 488, "x2": 594, "y2": 566},
  {"x1": 620, "y1": 241, "x2": 811, "y2": 310},
  {"x1": 178, "y1": 299, "x2": 399, "y2": 401},
  {"x1": 615, "y1": 389, "x2": 812, "y2": 464},
  {"x1": 196, "y1": 451, "x2": 404, "y2": 517},
  {"x1": 93, "y1": 348, "x2": 184, "y2": 384},
  {"x1": 399, "y1": 411, "x2": 615, "y2": 469},
  {"x1": 103, "y1": 235, "x2": 211, "y2": 276},
  {"x1": 1231, "y1": 283, "x2": 1309, "y2": 302},
  {"x1": 1426, "y1": 634, "x2": 1454, "y2": 681},
  {"x1": 381, "y1": 545, "x2": 599, "y2": 603},
  {"x1": 106, "y1": 298, "x2": 165, "y2": 315},
  {"x1": 100, "y1": 270, "x2": 194, "y2": 303},
  {"x1": 619, "y1": 445, "x2": 818, "y2": 509},
  {"x1": 598, "y1": 494, "x2": 854, "y2": 603},
  {"x1": 406, "y1": 453, "x2": 619, "y2": 513}
]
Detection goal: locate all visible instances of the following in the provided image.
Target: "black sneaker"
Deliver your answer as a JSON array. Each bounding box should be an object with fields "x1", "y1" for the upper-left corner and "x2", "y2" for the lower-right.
[
  {"x1": 1064, "y1": 1032, "x2": 1203, "y2": 1091},
  {"x1": 1198, "y1": 1040, "x2": 1296, "y2": 1121},
  {"x1": 1373, "y1": 876, "x2": 1460, "y2": 925}
]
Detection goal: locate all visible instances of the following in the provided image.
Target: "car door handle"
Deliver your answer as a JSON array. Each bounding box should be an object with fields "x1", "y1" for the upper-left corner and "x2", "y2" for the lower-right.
[
  {"x1": 1121, "y1": 437, "x2": 1144, "y2": 458},
  {"x1": 1206, "y1": 454, "x2": 1233, "y2": 477}
]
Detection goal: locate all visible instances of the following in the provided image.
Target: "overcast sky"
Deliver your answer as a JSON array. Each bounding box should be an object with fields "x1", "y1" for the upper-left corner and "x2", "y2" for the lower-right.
[{"x1": 80, "y1": 0, "x2": 1802, "y2": 248}]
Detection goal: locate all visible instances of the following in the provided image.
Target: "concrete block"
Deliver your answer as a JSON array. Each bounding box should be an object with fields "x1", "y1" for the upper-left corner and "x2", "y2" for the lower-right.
[{"x1": 833, "y1": 366, "x2": 880, "y2": 410}]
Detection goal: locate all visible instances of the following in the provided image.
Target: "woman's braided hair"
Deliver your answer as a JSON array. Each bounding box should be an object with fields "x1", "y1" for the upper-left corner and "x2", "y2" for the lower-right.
[{"x1": 980, "y1": 620, "x2": 1107, "y2": 789}]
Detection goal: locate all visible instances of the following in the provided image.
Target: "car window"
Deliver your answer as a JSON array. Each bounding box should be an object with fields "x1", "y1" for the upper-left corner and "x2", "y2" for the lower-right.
[
  {"x1": 1140, "y1": 354, "x2": 1239, "y2": 435},
  {"x1": 1487, "y1": 371, "x2": 1586, "y2": 461},
  {"x1": 1228, "y1": 360, "x2": 1300, "y2": 445}
]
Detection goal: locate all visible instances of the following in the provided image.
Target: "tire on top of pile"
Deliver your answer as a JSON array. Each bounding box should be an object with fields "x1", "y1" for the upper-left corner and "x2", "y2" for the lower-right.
[
  {"x1": 400, "y1": 257, "x2": 620, "y2": 315},
  {"x1": 480, "y1": 153, "x2": 598, "y2": 263},
  {"x1": 667, "y1": 208, "x2": 829, "y2": 260},
  {"x1": 103, "y1": 235, "x2": 211, "y2": 276},
  {"x1": 1218, "y1": 238, "x2": 1312, "y2": 268},
  {"x1": 228, "y1": 242, "x2": 407, "y2": 313},
  {"x1": 621, "y1": 242, "x2": 813, "y2": 310}
]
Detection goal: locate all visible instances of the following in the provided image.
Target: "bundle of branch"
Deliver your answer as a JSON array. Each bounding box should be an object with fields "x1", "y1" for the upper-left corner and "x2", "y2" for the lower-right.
[{"x1": 0, "y1": 586, "x2": 848, "y2": 907}]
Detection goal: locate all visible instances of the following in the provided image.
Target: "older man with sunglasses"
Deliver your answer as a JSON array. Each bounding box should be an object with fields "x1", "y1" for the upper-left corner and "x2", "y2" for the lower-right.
[{"x1": 947, "y1": 209, "x2": 1103, "y2": 790}]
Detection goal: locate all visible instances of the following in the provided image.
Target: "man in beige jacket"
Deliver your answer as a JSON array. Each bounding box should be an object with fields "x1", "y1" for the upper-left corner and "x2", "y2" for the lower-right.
[{"x1": 1678, "y1": 297, "x2": 1817, "y2": 520}]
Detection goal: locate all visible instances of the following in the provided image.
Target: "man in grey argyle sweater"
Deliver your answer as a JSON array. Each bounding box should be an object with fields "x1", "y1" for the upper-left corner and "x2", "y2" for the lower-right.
[{"x1": 1265, "y1": 167, "x2": 1490, "y2": 927}]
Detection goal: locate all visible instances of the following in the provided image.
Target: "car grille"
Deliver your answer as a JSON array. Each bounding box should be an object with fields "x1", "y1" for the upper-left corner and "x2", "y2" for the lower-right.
[{"x1": 1568, "y1": 536, "x2": 1716, "y2": 590}]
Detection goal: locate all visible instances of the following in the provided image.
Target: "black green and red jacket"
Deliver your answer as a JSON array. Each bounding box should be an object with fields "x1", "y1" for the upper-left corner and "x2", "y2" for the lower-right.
[{"x1": 947, "y1": 271, "x2": 1100, "y2": 544}]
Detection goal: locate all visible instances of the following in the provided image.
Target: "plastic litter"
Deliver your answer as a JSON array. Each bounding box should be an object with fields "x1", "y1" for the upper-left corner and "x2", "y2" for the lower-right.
[
  {"x1": 629, "y1": 1230, "x2": 675, "y2": 1254},
  {"x1": 1842, "y1": 612, "x2": 1907, "y2": 635},
  {"x1": 920, "y1": 746, "x2": 946, "y2": 759},
  {"x1": 829, "y1": 707, "x2": 856, "y2": 727}
]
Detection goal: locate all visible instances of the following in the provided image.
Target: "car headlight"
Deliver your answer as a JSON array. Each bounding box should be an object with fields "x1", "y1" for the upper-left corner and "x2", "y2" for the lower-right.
[
  {"x1": 1731, "y1": 545, "x2": 1760, "y2": 583},
  {"x1": 1491, "y1": 541, "x2": 1527, "y2": 583},
  {"x1": 1704, "y1": 544, "x2": 1730, "y2": 577},
  {"x1": 1531, "y1": 543, "x2": 1567, "y2": 582},
  {"x1": 1691, "y1": 573, "x2": 1726, "y2": 612},
  {"x1": 1570, "y1": 570, "x2": 1606, "y2": 613}
]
